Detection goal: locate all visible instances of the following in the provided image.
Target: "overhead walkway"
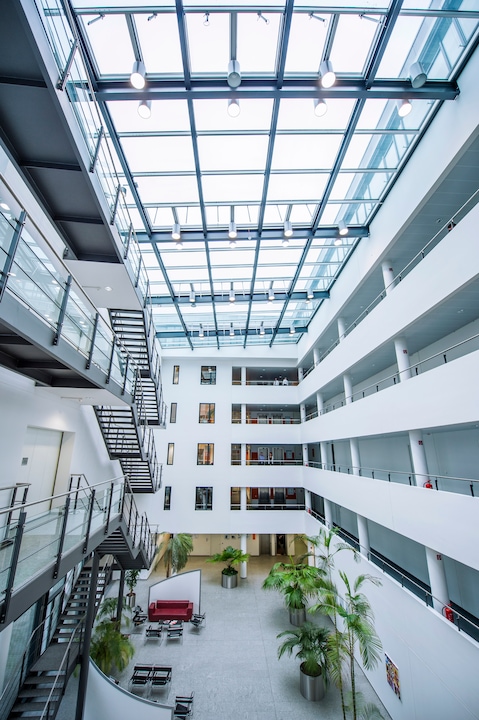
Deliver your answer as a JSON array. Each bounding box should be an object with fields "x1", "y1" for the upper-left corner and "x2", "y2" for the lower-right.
[{"x1": 0, "y1": 475, "x2": 157, "y2": 631}]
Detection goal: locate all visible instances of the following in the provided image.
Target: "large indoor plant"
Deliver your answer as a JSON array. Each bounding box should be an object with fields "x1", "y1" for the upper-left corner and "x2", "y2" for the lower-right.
[
  {"x1": 159, "y1": 533, "x2": 194, "y2": 578},
  {"x1": 277, "y1": 621, "x2": 331, "y2": 701},
  {"x1": 125, "y1": 569, "x2": 140, "y2": 607},
  {"x1": 90, "y1": 597, "x2": 135, "y2": 676},
  {"x1": 207, "y1": 545, "x2": 250, "y2": 588},
  {"x1": 262, "y1": 554, "x2": 324, "y2": 625}
]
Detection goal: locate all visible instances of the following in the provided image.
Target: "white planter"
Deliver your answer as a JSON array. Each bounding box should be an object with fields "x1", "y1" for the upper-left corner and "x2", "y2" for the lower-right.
[
  {"x1": 300, "y1": 665, "x2": 325, "y2": 701},
  {"x1": 222, "y1": 573, "x2": 238, "y2": 588}
]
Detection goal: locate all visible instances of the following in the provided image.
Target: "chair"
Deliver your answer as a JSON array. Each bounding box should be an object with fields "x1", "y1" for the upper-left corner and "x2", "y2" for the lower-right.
[
  {"x1": 174, "y1": 692, "x2": 194, "y2": 718},
  {"x1": 190, "y1": 612, "x2": 205, "y2": 630},
  {"x1": 150, "y1": 665, "x2": 172, "y2": 694},
  {"x1": 129, "y1": 664, "x2": 152, "y2": 692},
  {"x1": 145, "y1": 623, "x2": 162, "y2": 639},
  {"x1": 167, "y1": 621, "x2": 184, "y2": 640}
]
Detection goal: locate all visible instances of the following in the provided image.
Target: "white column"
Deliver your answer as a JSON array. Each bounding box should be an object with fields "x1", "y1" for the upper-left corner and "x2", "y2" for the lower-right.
[
  {"x1": 324, "y1": 498, "x2": 333, "y2": 529},
  {"x1": 357, "y1": 515, "x2": 370, "y2": 557},
  {"x1": 313, "y1": 347, "x2": 320, "y2": 366},
  {"x1": 241, "y1": 403, "x2": 246, "y2": 423},
  {"x1": 307, "y1": 539, "x2": 315, "y2": 566},
  {"x1": 394, "y1": 337, "x2": 412, "y2": 381},
  {"x1": 425, "y1": 547, "x2": 449, "y2": 611},
  {"x1": 240, "y1": 534, "x2": 248, "y2": 578},
  {"x1": 316, "y1": 392, "x2": 324, "y2": 416},
  {"x1": 302, "y1": 444, "x2": 309, "y2": 466},
  {"x1": 240, "y1": 486, "x2": 247, "y2": 511},
  {"x1": 270, "y1": 534, "x2": 277, "y2": 556},
  {"x1": 305, "y1": 488, "x2": 311, "y2": 513},
  {"x1": 381, "y1": 260, "x2": 396, "y2": 295},
  {"x1": 409, "y1": 429, "x2": 429, "y2": 487},
  {"x1": 350, "y1": 438, "x2": 360, "y2": 475},
  {"x1": 298, "y1": 367, "x2": 304, "y2": 382},
  {"x1": 0, "y1": 624, "x2": 13, "y2": 692},
  {"x1": 343, "y1": 373, "x2": 353, "y2": 404},
  {"x1": 320, "y1": 441, "x2": 328, "y2": 469},
  {"x1": 241, "y1": 366, "x2": 246, "y2": 384},
  {"x1": 241, "y1": 443, "x2": 246, "y2": 466},
  {"x1": 337, "y1": 316, "x2": 346, "y2": 340},
  {"x1": 300, "y1": 403, "x2": 306, "y2": 422}
]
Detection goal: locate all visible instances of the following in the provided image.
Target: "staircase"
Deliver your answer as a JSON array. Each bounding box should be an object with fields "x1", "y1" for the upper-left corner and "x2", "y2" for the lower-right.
[
  {"x1": 93, "y1": 307, "x2": 165, "y2": 494},
  {"x1": 6, "y1": 559, "x2": 111, "y2": 720}
]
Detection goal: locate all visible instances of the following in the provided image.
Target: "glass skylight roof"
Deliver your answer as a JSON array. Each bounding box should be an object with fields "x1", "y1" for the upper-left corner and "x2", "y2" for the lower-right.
[{"x1": 70, "y1": 0, "x2": 479, "y2": 349}]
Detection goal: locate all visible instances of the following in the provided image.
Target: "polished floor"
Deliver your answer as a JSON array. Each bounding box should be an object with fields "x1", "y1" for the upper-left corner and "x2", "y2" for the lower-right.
[{"x1": 59, "y1": 555, "x2": 391, "y2": 720}]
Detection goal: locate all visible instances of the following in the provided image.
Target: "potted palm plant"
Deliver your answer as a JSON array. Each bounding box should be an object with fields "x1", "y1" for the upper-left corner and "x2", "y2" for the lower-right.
[
  {"x1": 207, "y1": 545, "x2": 250, "y2": 588},
  {"x1": 159, "y1": 533, "x2": 194, "y2": 577},
  {"x1": 277, "y1": 621, "x2": 330, "y2": 701},
  {"x1": 262, "y1": 555, "x2": 324, "y2": 625},
  {"x1": 90, "y1": 597, "x2": 135, "y2": 676},
  {"x1": 125, "y1": 569, "x2": 140, "y2": 607}
]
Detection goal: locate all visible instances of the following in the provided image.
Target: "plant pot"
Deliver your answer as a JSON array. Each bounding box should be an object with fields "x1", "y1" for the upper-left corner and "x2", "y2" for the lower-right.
[
  {"x1": 289, "y1": 607, "x2": 306, "y2": 626},
  {"x1": 222, "y1": 573, "x2": 238, "y2": 589},
  {"x1": 127, "y1": 592, "x2": 136, "y2": 608},
  {"x1": 300, "y1": 665, "x2": 325, "y2": 701}
]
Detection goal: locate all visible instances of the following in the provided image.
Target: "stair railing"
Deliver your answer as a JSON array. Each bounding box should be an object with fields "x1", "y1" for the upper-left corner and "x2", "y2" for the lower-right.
[
  {"x1": 0, "y1": 483, "x2": 30, "y2": 542},
  {"x1": 39, "y1": 618, "x2": 85, "y2": 720}
]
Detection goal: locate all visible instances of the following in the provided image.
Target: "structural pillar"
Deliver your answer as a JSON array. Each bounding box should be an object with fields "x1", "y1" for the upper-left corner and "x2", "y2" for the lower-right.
[
  {"x1": 320, "y1": 441, "x2": 328, "y2": 470},
  {"x1": 324, "y1": 499, "x2": 333, "y2": 529},
  {"x1": 241, "y1": 403, "x2": 246, "y2": 424},
  {"x1": 240, "y1": 486, "x2": 247, "y2": 511},
  {"x1": 75, "y1": 552, "x2": 100, "y2": 720},
  {"x1": 116, "y1": 569, "x2": 125, "y2": 620},
  {"x1": 343, "y1": 373, "x2": 353, "y2": 404},
  {"x1": 350, "y1": 438, "x2": 360, "y2": 475},
  {"x1": 298, "y1": 367, "x2": 304, "y2": 382},
  {"x1": 394, "y1": 337, "x2": 412, "y2": 381},
  {"x1": 381, "y1": 260, "x2": 396, "y2": 294},
  {"x1": 409, "y1": 429, "x2": 429, "y2": 487},
  {"x1": 313, "y1": 347, "x2": 320, "y2": 366},
  {"x1": 305, "y1": 489, "x2": 311, "y2": 513},
  {"x1": 240, "y1": 534, "x2": 248, "y2": 578},
  {"x1": 425, "y1": 547, "x2": 449, "y2": 612},
  {"x1": 241, "y1": 443, "x2": 246, "y2": 466},
  {"x1": 300, "y1": 403, "x2": 306, "y2": 422},
  {"x1": 302, "y1": 444, "x2": 309, "y2": 466},
  {"x1": 241, "y1": 366, "x2": 246, "y2": 385},
  {"x1": 337, "y1": 316, "x2": 346, "y2": 340},
  {"x1": 357, "y1": 515, "x2": 370, "y2": 557},
  {"x1": 270, "y1": 534, "x2": 277, "y2": 556},
  {"x1": 316, "y1": 392, "x2": 324, "y2": 416}
]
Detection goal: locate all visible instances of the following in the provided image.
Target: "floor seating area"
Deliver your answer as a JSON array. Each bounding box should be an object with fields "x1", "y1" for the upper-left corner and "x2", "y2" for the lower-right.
[
  {"x1": 128, "y1": 664, "x2": 172, "y2": 697},
  {"x1": 190, "y1": 613, "x2": 205, "y2": 630},
  {"x1": 148, "y1": 599, "x2": 193, "y2": 622},
  {"x1": 174, "y1": 692, "x2": 194, "y2": 718}
]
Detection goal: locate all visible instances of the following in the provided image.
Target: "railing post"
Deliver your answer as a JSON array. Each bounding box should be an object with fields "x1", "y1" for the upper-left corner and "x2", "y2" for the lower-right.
[
  {"x1": 53, "y1": 274, "x2": 72, "y2": 345},
  {"x1": 110, "y1": 184, "x2": 123, "y2": 226},
  {"x1": 121, "y1": 354, "x2": 129, "y2": 395},
  {"x1": 0, "y1": 210, "x2": 26, "y2": 303},
  {"x1": 53, "y1": 496, "x2": 71, "y2": 579},
  {"x1": 1, "y1": 510, "x2": 26, "y2": 624},
  {"x1": 82, "y1": 489, "x2": 96, "y2": 554},
  {"x1": 104, "y1": 482, "x2": 114, "y2": 535},
  {"x1": 57, "y1": 40, "x2": 78, "y2": 91},
  {"x1": 124, "y1": 223, "x2": 133, "y2": 260},
  {"x1": 89, "y1": 126, "x2": 104, "y2": 173},
  {"x1": 106, "y1": 339, "x2": 116, "y2": 384},
  {"x1": 86, "y1": 312, "x2": 99, "y2": 369}
]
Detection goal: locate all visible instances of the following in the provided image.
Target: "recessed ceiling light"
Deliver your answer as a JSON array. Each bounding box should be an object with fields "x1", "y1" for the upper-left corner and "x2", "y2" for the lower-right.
[{"x1": 105, "y1": 286, "x2": 112, "y2": 291}]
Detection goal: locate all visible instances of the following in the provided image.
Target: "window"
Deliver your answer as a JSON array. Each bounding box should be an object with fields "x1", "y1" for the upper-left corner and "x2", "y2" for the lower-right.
[
  {"x1": 231, "y1": 444, "x2": 241, "y2": 465},
  {"x1": 199, "y1": 403, "x2": 215, "y2": 423},
  {"x1": 167, "y1": 443, "x2": 175, "y2": 465},
  {"x1": 230, "y1": 487, "x2": 241, "y2": 510},
  {"x1": 200, "y1": 366, "x2": 216, "y2": 384},
  {"x1": 195, "y1": 487, "x2": 213, "y2": 510},
  {"x1": 170, "y1": 403, "x2": 177, "y2": 423},
  {"x1": 197, "y1": 443, "x2": 214, "y2": 465},
  {"x1": 232, "y1": 367, "x2": 241, "y2": 385},
  {"x1": 231, "y1": 404, "x2": 241, "y2": 424},
  {"x1": 164, "y1": 486, "x2": 171, "y2": 510},
  {"x1": 172, "y1": 365, "x2": 180, "y2": 384}
]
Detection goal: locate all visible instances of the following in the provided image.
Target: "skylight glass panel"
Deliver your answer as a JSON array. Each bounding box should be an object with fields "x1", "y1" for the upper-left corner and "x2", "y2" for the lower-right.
[
  {"x1": 194, "y1": 99, "x2": 273, "y2": 131},
  {"x1": 187, "y1": 13, "x2": 229, "y2": 74},
  {"x1": 271, "y1": 135, "x2": 342, "y2": 171},
  {"x1": 330, "y1": 14, "x2": 381, "y2": 74},
  {"x1": 234, "y1": 205, "x2": 259, "y2": 226},
  {"x1": 289, "y1": 205, "x2": 316, "y2": 224},
  {"x1": 148, "y1": 207, "x2": 175, "y2": 228},
  {"x1": 202, "y1": 175, "x2": 264, "y2": 204},
  {"x1": 277, "y1": 98, "x2": 354, "y2": 131},
  {"x1": 376, "y1": 16, "x2": 426, "y2": 79},
  {"x1": 237, "y1": 12, "x2": 281, "y2": 74},
  {"x1": 267, "y1": 174, "x2": 329, "y2": 204},
  {"x1": 122, "y1": 137, "x2": 195, "y2": 172},
  {"x1": 198, "y1": 136, "x2": 269, "y2": 172},
  {"x1": 177, "y1": 206, "x2": 203, "y2": 228},
  {"x1": 210, "y1": 246, "x2": 256, "y2": 268},
  {"x1": 134, "y1": 13, "x2": 183, "y2": 75},
  {"x1": 108, "y1": 100, "x2": 191, "y2": 133},
  {"x1": 135, "y1": 176, "x2": 200, "y2": 205},
  {"x1": 284, "y1": 12, "x2": 329, "y2": 74},
  {"x1": 81, "y1": 14, "x2": 133, "y2": 76}
]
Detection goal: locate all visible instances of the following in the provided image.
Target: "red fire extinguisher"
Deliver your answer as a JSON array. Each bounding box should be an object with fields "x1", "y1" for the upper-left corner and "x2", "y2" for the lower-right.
[
  {"x1": 443, "y1": 605, "x2": 454, "y2": 623},
  {"x1": 423, "y1": 480, "x2": 433, "y2": 489}
]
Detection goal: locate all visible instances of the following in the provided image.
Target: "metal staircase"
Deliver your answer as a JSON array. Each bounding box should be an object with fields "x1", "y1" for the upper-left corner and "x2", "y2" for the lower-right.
[{"x1": 93, "y1": 306, "x2": 165, "y2": 494}]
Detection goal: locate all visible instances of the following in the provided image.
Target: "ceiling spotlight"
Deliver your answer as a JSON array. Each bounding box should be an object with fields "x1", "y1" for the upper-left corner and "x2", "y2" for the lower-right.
[
  {"x1": 227, "y1": 60, "x2": 241, "y2": 89},
  {"x1": 230, "y1": 323, "x2": 235, "y2": 337},
  {"x1": 172, "y1": 223, "x2": 181, "y2": 241},
  {"x1": 307, "y1": 289, "x2": 314, "y2": 301},
  {"x1": 282, "y1": 237, "x2": 290, "y2": 248},
  {"x1": 137, "y1": 100, "x2": 151, "y2": 119},
  {"x1": 130, "y1": 60, "x2": 146, "y2": 90},
  {"x1": 283, "y1": 220, "x2": 293, "y2": 238},
  {"x1": 334, "y1": 237, "x2": 342, "y2": 246},
  {"x1": 87, "y1": 13, "x2": 105, "y2": 26},
  {"x1": 228, "y1": 222, "x2": 237, "y2": 239},
  {"x1": 260, "y1": 322, "x2": 265, "y2": 336},
  {"x1": 203, "y1": 12, "x2": 210, "y2": 26},
  {"x1": 189, "y1": 290, "x2": 195, "y2": 303},
  {"x1": 268, "y1": 288, "x2": 274, "y2": 302},
  {"x1": 227, "y1": 98, "x2": 240, "y2": 118},
  {"x1": 319, "y1": 60, "x2": 336, "y2": 89},
  {"x1": 257, "y1": 11, "x2": 269, "y2": 24},
  {"x1": 314, "y1": 98, "x2": 328, "y2": 117},
  {"x1": 338, "y1": 220, "x2": 349, "y2": 236},
  {"x1": 398, "y1": 99, "x2": 412, "y2": 117},
  {"x1": 289, "y1": 326, "x2": 295, "y2": 335},
  {"x1": 229, "y1": 287, "x2": 235, "y2": 302},
  {"x1": 199, "y1": 324, "x2": 204, "y2": 338},
  {"x1": 409, "y1": 61, "x2": 427, "y2": 89}
]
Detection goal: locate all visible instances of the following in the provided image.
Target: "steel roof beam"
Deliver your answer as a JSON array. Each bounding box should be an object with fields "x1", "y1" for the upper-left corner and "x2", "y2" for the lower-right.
[
  {"x1": 156, "y1": 325, "x2": 308, "y2": 339},
  {"x1": 150, "y1": 290, "x2": 329, "y2": 304},
  {"x1": 139, "y1": 227, "x2": 368, "y2": 243}
]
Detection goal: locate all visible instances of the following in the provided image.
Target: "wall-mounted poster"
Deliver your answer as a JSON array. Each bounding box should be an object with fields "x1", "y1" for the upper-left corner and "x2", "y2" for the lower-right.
[{"x1": 385, "y1": 654, "x2": 401, "y2": 700}]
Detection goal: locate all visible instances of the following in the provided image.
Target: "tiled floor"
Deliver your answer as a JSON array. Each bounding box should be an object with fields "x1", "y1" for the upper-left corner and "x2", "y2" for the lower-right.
[{"x1": 58, "y1": 555, "x2": 391, "y2": 720}]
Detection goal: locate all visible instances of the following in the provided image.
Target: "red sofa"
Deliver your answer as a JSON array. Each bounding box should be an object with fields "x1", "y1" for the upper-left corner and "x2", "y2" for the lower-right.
[{"x1": 148, "y1": 600, "x2": 193, "y2": 622}]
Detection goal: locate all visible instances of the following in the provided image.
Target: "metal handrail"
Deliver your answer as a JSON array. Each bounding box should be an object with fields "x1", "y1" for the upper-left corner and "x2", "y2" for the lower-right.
[
  {"x1": 39, "y1": 619, "x2": 85, "y2": 720},
  {"x1": 306, "y1": 461, "x2": 479, "y2": 496}
]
